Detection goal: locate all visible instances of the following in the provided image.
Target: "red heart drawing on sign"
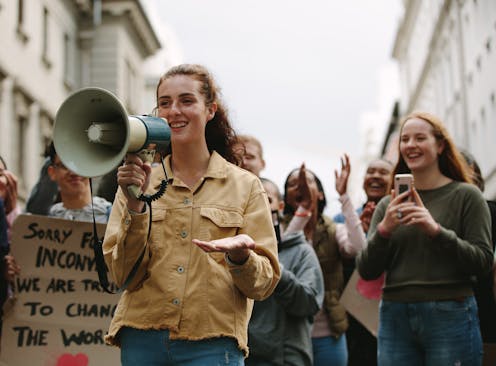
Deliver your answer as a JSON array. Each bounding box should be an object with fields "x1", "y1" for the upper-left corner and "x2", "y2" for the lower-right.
[
  {"x1": 356, "y1": 272, "x2": 385, "y2": 300},
  {"x1": 56, "y1": 353, "x2": 89, "y2": 366}
]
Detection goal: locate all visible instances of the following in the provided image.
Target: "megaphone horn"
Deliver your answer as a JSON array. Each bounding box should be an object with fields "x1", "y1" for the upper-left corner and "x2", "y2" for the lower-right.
[{"x1": 53, "y1": 87, "x2": 171, "y2": 198}]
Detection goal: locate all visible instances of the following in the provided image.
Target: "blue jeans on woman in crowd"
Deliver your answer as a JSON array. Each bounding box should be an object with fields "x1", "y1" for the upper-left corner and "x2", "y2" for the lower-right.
[
  {"x1": 119, "y1": 327, "x2": 244, "y2": 366},
  {"x1": 378, "y1": 296, "x2": 483, "y2": 366},
  {"x1": 312, "y1": 334, "x2": 348, "y2": 366}
]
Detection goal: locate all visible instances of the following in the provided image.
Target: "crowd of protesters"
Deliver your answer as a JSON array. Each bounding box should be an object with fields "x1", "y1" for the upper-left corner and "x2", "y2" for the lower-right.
[{"x1": 0, "y1": 64, "x2": 494, "y2": 365}]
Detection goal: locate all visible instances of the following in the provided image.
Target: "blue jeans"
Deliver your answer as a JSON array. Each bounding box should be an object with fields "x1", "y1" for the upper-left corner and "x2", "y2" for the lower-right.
[
  {"x1": 312, "y1": 334, "x2": 348, "y2": 366},
  {"x1": 378, "y1": 297, "x2": 483, "y2": 366},
  {"x1": 119, "y1": 327, "x2": 244, "y2": 366}
]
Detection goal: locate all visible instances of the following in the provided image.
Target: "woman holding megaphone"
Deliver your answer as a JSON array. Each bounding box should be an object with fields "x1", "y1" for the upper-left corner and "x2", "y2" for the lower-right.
[{"x1": 103, "y1": 64, "x2": 280, "y2": 365}]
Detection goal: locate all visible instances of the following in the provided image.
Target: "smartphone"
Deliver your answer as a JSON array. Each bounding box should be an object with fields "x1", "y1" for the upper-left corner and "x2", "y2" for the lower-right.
[{"x1": 394, "y1": 174, "x2": 414, "y2": 200}]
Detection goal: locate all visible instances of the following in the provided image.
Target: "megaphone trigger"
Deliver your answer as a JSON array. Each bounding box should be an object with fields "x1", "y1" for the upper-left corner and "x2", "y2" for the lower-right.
[{"x1": 137, "y1": 149, "x2": 156, "y2": 163}]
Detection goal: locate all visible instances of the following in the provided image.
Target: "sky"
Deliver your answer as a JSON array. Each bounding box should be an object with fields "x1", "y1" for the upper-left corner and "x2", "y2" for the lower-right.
[{"x1": 142, "y1": 0, "x2": 403, "y2": 216}]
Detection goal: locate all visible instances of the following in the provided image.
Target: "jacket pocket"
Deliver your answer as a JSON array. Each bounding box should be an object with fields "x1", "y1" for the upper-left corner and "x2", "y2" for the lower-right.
[
  {"x1": 149, "y1": 208, "x2": 166, "y2": 251},
  {"x1": 200, "y1": 207, "x2": 244, "y2": 228},
  {"x1": 199, "y1": 207, "x2": 244, "y2": 261}
]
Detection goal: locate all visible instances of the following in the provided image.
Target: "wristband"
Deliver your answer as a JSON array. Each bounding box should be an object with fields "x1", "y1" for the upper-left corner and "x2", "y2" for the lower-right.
[
  {"x1": 225, "y1": 252, "x2": 249, "y2": 266},
  {"x1": 294, "y1": 208, "x2": 312, "y2": 218}
]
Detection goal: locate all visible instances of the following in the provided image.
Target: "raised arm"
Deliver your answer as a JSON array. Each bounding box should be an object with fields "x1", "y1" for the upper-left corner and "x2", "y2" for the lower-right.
[
  {"x1": 285, "y1": 163, "x2": 314, "y2": 237},
  {"x1": 333, "y1": 154, "x2": 366, "y2": 256}
]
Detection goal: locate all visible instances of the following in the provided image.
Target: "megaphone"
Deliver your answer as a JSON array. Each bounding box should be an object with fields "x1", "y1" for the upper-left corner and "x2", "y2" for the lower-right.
[{"x1": 53, "y1": 87, "x2": 171, "y2": 198}]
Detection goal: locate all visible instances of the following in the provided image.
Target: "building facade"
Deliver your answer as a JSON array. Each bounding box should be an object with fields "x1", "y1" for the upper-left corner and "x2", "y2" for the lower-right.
[
  {"x1": 0, "y1": 0, "x2": 161, "y2": 199},
  {"x1": 384, "y1": 0, "x2": 496, "y2": 198}
]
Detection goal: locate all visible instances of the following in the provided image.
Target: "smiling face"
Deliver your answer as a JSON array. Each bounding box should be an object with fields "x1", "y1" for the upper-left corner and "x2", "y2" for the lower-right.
[
  {"x1": 399, "y1": 118, "x2": 445, "y2": 174},
  {"x1": 363, "y1": 159, "x2": 392, "y2": 202},
  {"x1": 157, "y1": 75, "x2": 217, "y2": 147},
  {"x1": 47, "y1": 156, "x2": 89, "y2": 197}
]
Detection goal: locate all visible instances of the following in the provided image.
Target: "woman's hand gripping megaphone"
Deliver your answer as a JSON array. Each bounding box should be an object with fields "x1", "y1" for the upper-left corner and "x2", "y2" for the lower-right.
[{"x1": 117, "y1": 151, "x2": 153, "y2": 212}]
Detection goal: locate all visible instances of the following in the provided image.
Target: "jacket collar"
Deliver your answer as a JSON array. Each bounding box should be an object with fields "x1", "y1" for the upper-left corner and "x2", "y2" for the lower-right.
[{"x1": 150, "y1": 151, "x2": 227, "y2": 189}]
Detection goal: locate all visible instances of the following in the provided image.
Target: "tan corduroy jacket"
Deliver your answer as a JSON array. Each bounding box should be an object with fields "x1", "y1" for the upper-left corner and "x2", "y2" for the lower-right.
[{"x1": 102, "y1": 152, "x2": 280, "y2": 355}]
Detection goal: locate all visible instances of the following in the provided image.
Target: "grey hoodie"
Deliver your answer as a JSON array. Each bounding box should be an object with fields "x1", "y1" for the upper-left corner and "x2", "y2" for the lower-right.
[
  {"x1": 48, "y1": 196, "x2": 111, "y2": 223},
  {"x1": 247, "y1": 231, "x2": 324, "y2": 366}
]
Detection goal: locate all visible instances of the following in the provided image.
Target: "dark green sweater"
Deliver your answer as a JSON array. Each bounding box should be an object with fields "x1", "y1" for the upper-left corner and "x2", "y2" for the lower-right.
[{"x1": 357, "y1": 181, "x2": 493, "y2": 302}]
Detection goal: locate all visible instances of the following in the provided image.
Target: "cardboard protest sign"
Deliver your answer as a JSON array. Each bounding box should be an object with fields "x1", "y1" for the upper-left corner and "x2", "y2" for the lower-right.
[
  {"x1": 340, "y1": 270, "x2": 382, "y2": 337},
  {"x1": 0, "y1": 215, "x2": 120, "y2": 366}
]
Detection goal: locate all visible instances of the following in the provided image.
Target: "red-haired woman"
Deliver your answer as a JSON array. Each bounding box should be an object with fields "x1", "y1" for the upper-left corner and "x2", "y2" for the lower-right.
[{"x1": 357, "y1": 112, "x2": 492, "y2": 365}]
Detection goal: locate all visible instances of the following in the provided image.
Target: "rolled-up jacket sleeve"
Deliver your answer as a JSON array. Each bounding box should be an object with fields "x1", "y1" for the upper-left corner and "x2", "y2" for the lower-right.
[{"x1": 103, "y1": 188, "x2": 151, "y2": 290}]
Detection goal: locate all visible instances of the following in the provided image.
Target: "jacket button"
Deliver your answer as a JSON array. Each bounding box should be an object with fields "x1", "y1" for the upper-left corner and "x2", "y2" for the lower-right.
[
  {"x1": 177, "y1": 266, "x2": 185, "y2": 273},
  {"x1": 124, "y1": 218, "x2": 131, "y2": 225},
  {"x1": 172, "y1": 298, "x2": 181, "y2": 305},
  {"x1": 180, "y1": 230, "x2": 188, "y2": 238},
  {"x1": 183, "y1": 198, "x2": 190, "y2": 205}
]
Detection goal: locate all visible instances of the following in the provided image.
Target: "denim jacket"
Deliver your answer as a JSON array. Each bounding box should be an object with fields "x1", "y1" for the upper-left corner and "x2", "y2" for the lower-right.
[{"x1": 103, "y1": 152, "x2": 280, "y2": 355}]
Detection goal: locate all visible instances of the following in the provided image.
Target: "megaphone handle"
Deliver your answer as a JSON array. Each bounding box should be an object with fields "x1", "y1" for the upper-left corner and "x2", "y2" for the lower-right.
[{"x1": 127, "y1": 149, "x2": 156, "y2": 199}]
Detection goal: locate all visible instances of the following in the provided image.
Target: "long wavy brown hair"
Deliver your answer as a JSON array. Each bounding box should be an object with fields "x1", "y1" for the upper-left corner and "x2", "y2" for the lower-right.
[{"x1": 156, "y1": 64, "x2": 240, "y2": 165}]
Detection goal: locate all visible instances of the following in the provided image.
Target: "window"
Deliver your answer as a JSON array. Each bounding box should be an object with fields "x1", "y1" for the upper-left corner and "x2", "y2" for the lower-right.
[
  {"x1": 124, "y1": 60, "x2": 136, "y2": 112},
  {"x1": 63, "y1": 33, "x2": 74, "y2": 87},
  {"x1": 17, "y1": 0, "x2": 24, "y2": 28},
  {"x1": 42, "y1": 7, "x2": 51, "y2": 68},
  {"x1": 17, "y1": 116, "x2": 27, "y2": 186},
  {"x1": 16, "y1": 0, "x2": 28, "y2": 42}
]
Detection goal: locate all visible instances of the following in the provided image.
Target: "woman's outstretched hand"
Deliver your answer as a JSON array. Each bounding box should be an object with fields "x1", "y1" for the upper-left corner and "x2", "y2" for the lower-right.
[{"x1": 192, "y1": 234, "x2": 256, "y2": 264}]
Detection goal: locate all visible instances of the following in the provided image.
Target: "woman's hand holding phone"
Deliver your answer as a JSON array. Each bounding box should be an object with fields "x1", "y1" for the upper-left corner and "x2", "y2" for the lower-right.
[
  {"x1": 379, "y1": 186, "x2": 440, "y2": 238},
  {"x1": 400, "y1": 188, "x2": 441, "y2": 237}
]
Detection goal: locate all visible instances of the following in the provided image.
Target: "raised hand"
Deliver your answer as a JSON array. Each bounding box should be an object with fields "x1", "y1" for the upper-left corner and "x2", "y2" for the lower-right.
[
  {"x1": 334, "y1": 154, "x2": 351, "y2": 196},
  {"x1": 0, "y1": 170, "x2": 19, "y2": 215},
  {"x1": 360, "y1": 201, "x2": 376, "y2": 234},
  {"x1": 297, "y1": 163, "x2": 313, "y2": 210},
  {"x1": 4, "y1": 254, "x2": 20, "y2": 283}
]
